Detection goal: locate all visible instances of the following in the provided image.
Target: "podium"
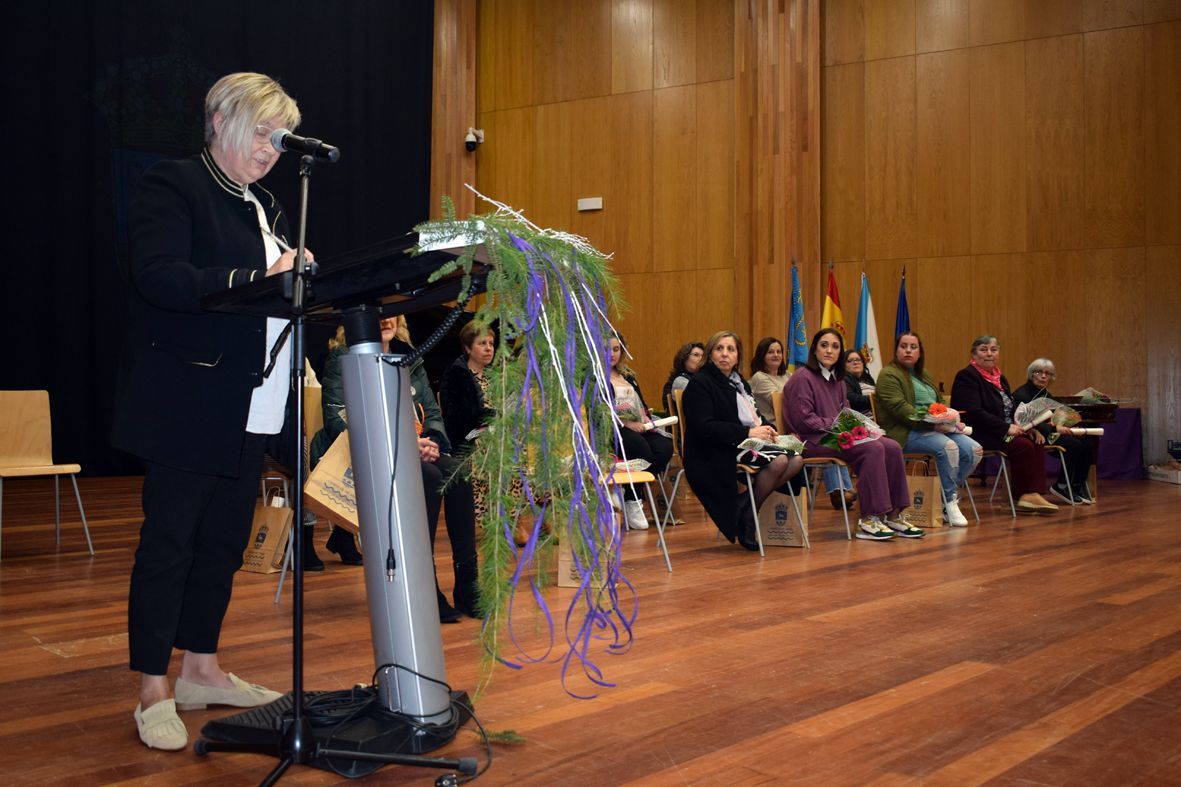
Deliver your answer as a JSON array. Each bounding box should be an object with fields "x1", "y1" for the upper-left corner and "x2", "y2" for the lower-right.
[{"x1": 196, "y1": 233, "x2": 488, "y2": 780}]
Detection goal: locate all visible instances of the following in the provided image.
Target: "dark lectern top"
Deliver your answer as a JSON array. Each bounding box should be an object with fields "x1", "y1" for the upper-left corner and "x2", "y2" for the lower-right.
[{"x1": 201, "y1": 233, "x2": 488, "y2": 320}]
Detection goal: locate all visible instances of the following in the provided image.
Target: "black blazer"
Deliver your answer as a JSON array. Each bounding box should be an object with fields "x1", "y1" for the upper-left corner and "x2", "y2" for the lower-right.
[
  {"x1": 438, "y1": 355, "x2": 491, "y2": 456},
  {"x1": 949, "y1": 366, "x2": 1014, "y2": 451},
  {"x1": 112, "y1": 151, "x2": 290, "y2": 476},
  {"x1": 681, "y1": 363, "x2": 770, "y2": 541}
]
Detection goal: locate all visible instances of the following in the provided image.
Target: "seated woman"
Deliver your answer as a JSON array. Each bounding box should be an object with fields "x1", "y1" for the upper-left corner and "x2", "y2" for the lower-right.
[
  {"x1": 1013, "y1": 358, "x2": 1094, "y2": 504},
  {"x1": 609, "y1": 335, "x2": 674, "y2": 531},
  {"x1": 662, "y1": 341, "x2": 704, "y2": 406},
  {"x1": 843, "y1": 349, "x2": 875, "y2": 416},
  {"x1": 438, "y1": 320, "x2": 527, "y2": 548},
  {"x1": 950, "y1": 336, "x2": 1058, "y2": 514},
  {"x1": 309, "y1": 316, "x2": 479, "y2": 620},
  {"x1": 784, "y1": 329, "x2": 920, "y2": 540},
  {"x1": 875, "y1": 332, "x2": 983, "y2": 526},
  {"x1": 681, "y1": 331, "x2": 804, "y2": 550},
  {"x1": 751, "y1": 336, "x2": 856, "y2": 509}
]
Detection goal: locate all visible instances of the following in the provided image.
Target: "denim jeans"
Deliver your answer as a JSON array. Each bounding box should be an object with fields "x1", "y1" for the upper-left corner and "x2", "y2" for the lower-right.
[
  {"x1": 821, "y1": 462, "x2": 853, "y2": 492},
  {"x1": 903, "y1": 429, "x2": 983, "y2": 501}
]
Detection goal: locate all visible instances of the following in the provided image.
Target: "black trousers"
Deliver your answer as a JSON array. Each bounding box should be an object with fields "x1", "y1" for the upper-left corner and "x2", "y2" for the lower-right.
[
  {"x1": 617, "y1": 428, "x2": 673, "y2": 500},
  {"x1": 128, "y1": 433, "x2": 266, "y2": 675},
  {"x1": 1053, "y1": 434, "x2": 1094, "y2": 490},
  {"x1": 421, "y1": 454, "x2": 477, "y2": 566}
]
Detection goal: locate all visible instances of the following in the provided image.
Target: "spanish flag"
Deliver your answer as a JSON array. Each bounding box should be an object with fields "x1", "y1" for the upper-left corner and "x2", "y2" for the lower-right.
[{"x1": 820, "y1": 267, "x2": 846, "y2": 342}]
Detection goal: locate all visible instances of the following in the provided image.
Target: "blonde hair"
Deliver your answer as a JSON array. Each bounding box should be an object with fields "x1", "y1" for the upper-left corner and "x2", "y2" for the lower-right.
[
  {"x1": 328, "y1": 316, "x2": 411, "y2": 351},
  {"x1": 205, "y1": 72, "x2": 301, "y2": 158}
]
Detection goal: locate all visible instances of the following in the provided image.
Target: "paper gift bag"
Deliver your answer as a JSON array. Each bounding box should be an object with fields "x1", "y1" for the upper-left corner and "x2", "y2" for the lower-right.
[
  {"x1": 901, "y1": 473, "x2": 944, "y2": 528},
  {"x1": 241, "y1": 499, "x2": 293, "y2": 574},
  {"x1": 758, "y1": 490, "x2": 809, "y2": 547},
  {"x1": 303, "y1": 432, "x2": 360, "y2": 534},
  {"x1": 557, "y1": 511, "x2": 615, "y2": 589}
]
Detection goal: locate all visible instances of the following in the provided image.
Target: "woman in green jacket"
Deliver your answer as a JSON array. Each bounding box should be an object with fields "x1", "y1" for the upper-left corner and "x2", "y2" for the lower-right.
[{"x1": 875, "y1": 332, "x2": 982, "y2": 526}]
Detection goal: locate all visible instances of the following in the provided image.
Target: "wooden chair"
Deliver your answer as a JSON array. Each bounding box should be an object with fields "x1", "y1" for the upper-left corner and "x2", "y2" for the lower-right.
[
  {"x1": 773, "y1": 391, "x2": 851, "y2": 540},
  {"x1": 0, "y1": 390, "x2": 93, "y2": 559},
  {"x1": 275, "y1": 380, "x2": 329, "y2": 601},
  {"x1": 608, "y1": 466, "x2": 671, "y2": 572},
  {"x1": 661, "y1": 392, "x2": 687, "y2": 529},
  {"x1": 1042, "y1": 443, "x2": 1080, "y2": 505}
]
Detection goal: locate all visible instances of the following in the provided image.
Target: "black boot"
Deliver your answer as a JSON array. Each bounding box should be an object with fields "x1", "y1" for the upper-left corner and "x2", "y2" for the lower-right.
[
  {"x1": 453, "y1": 560, "x2": 481, "y2": 619},
  {"x1": 436, "y1": 585, "x2": 461, "y2": 624},
  {"x1": 302, "y1": 525, "x2": 325, "y2": 572},
  {"x1": 326, "y1": 526, "x2": 363, "y2": 565}
]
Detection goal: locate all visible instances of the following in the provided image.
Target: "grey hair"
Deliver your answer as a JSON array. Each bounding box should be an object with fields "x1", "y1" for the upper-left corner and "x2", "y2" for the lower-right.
[
  {"x1": 1026, "y1": 357, "x2": 1056, "y2": 381},
  {"x1": 971, "y1": 335, "x2": 998, "y2": 354},
  {"x1": 204, "y1": 72, "x2": 301, "y2": 159}
]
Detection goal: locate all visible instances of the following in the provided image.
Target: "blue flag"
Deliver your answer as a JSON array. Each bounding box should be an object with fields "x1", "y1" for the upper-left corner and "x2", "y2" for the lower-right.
[
  {"x1": 855, "y1": 273, "x2": 882, "y2": 378},
  {"x1": 895, "y1": 272, "x2": 910, "y2": 339},
  {"x1": 787, "y1": 263, "x2": 808, "y2": 371}
]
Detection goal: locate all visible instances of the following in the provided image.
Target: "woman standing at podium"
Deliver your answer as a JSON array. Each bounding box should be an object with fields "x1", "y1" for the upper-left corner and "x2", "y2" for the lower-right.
[{"x1": 112, "y1": 73, "x2": 306, "y2": 751}]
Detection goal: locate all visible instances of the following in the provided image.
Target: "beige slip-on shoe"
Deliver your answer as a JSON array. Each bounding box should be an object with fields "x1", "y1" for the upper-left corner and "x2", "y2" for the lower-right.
[
  {"x1": 174, "y1": 673, "x2": 283, "y2": 711},
  {"x1": 135, "y1": 699, "x2": 188, "y2": 751}
]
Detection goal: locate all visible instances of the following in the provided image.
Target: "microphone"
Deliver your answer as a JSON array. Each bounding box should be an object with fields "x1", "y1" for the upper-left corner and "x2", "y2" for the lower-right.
[{"x1": 269, "y1": 129, "x2": 341, "y2": 163}]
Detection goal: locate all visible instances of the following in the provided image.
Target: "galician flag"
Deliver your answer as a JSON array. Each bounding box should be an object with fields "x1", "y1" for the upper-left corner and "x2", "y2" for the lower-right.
[
  {"x1": 820, "y1": 266, "x2": 846, "y2": 342},
  {"x1": 787, "y1": 262, "x2": 808, "y2": 371},
  {"x1": 855, "y1": 272, "x2": 882, "y2": 378}
]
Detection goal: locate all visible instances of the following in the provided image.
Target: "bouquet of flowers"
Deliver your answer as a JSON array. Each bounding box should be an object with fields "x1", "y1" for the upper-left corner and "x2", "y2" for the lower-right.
[
  {"x1": 910, "y1": 402, "x2": 973, "y2": 435},
  {"x1": 614, "y1": 400, "x2": 643, "y2": 424},
  {"x1": 736, "y1": 433, "x2": 805, "y2": 467},
  {"x1": 819, "y1": 408, "x2": 884, "y2": 451}
]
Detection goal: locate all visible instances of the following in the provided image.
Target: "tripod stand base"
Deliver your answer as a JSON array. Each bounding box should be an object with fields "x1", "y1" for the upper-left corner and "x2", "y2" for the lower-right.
[{"x1": 198, "y1": 689, "x2": 472, "y2": 778}]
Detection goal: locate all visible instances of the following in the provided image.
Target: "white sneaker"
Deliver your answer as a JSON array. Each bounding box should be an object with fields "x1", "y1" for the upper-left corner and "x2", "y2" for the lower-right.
[
  {"x1": 944, "y1": 496, "x2": 969, "y2": 527},
  {"x1": 624, "y1": 500, "x2": 649, "y2": 530}
]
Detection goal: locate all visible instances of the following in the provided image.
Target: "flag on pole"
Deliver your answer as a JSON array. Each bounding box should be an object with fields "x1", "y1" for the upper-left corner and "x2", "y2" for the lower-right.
[
  {"x1": 787, "y1": 261, "x2": 808, "y2": 371},
  {"x1": 820, "y1": 266, "x2": 846, "y2": 342},
  {"x1": 855, "y1": 272, "x2": 882, "y2": 379},
  {"x1": 895, "y1": 270, "x2": 911, "y2": 338}
]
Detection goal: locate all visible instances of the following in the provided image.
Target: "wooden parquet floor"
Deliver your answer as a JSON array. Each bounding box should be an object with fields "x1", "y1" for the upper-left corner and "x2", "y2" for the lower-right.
[{"x1": 1, "y1": 475, "x2": 1180, "y2": 785}]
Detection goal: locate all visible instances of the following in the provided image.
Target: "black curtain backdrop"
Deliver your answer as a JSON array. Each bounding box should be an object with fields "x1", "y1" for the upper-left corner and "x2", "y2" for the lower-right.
[{"x1": 1, "y1": 1, "x2": 434, "y2": 475}]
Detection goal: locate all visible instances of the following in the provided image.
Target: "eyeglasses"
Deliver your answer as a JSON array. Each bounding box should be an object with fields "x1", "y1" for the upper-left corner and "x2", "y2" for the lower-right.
[
  {"x1": 253, "y1": 124, "x2": 275, "y2": 142},
  {"x1": 1032, "y1": 370, "x2": 1054, "y2": 377}
]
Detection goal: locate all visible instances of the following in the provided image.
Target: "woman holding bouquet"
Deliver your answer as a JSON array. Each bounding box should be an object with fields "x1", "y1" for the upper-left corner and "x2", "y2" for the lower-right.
[
  {"x1": 610, "y1": 335, "x2": 673, "y2": 531},
  {"x1": 681, "y1": 331, "x2": 804, "y2": 549},
  {"x1": 950, "y1": 336, "x2": 1058, "y2": 513},
  {"x1": 1012, "y1": 358, "x2": 1094, "y2": 504},
  {"x1": 875, "y1": 332, "x2": 982, "y2": 526},
  {"x1": 784, "y1": 329, "x2": 919, "y2": 541}
]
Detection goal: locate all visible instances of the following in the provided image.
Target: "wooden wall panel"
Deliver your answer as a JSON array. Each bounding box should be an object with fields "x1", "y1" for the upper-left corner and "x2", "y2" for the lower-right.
[
  {"x1": 1083, "y1": 0, "x2": 1144, "y2": 31},
  {"x1": 695, "y1": 80, "x2": 736, "y2": 271},
  {"x1": 917, "y1": 0, "x2": 969, "y2": 53},
  {"x1": 969, "y1": 254, "x2": 1030, "y2": 371},
  {"x1": 696, "y1": 267, "x2": 737, "y2": 347},
  {"x1": 968, "y1": 0, "x2": 1025, "y2": 46},
  {"x1": 1145, "y1": 21, "x2": 1181, "y2": 245},
  {"x1": 487, "y1": 0, "x2": 536, "y2": 110},
  {"x1": 821, "y1": 63, "x2": 865, "y2": 261},
  {"x1": 431, "y1": 0, "x2": 477, "y2": 219},
  {"x1": 1145, "y1": 245, "x2": 1181, "y2": 463},
  {"x1": 612, "y1": 0, "x2": 654, "y2": 94},
  {"x1": 609, "y1": 91, "x2": 653, "y2": 274},
  {"x1": 916, "y1": 49, "x2": 971, "y2": 257},
  {"x1": 970, "y1": 42, "x2": 1026, "y2": 254},
  {"x1": 860, "y1": 259, "x2": 910, "y2": 365},
  {"x1": 1082, "y1": 248, "x2": 1147, "y2": 405},
  {"x1": 653, "y1": 0, "x2": 698, "y2": 88},
  {"x1": 1084, "y1": 27, "x2": 1145, "y2": 249},
  {"x1": 614, "y1": 271, "x2": 695, "y2": 397},
  {"x1": 697, "y1": 0, "x2": 736, "y2": 82},
  {"x1": 865, "y1": 56, "x2": 917, "y2": 261},
  {"x1": 866, "y1": 0, "x2": 917, "y2": 60},
  {"x1": 823, "y1": 0, "x2": 864, "y2": 64},
  {"x1": 1024, "y1": 0, "x2": 1083, "y2": 38},
  {"x1": 1021, "y1": 251, "x2": 1088, "y2": 394},
  {"x1": 1144, "y1": 0, "x2": 1181, "y2": 22},
  {"x1": 531, "y1": 102, "x2": 573, "y2": 232},
  {"x1": 1025, "y1": 34, "x2": 1085, "y2": 251},
  {"x1": 569, "y1": 97, "x2": 614, "y2": 253},
  {"x1": 475, "y1": 107, "x2": 537, "y2": 212},
  {"x1": 652, "y1": 85, "x2": 698, "y2": 272},
  {"x1": 914, "y1": 256, "x2": 972, "y2": 381}
]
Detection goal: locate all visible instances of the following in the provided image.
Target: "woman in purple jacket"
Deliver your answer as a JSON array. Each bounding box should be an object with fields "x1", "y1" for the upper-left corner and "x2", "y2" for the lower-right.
[{"x1": 784, "y1": 329, "x2": 919, "y2": 541}]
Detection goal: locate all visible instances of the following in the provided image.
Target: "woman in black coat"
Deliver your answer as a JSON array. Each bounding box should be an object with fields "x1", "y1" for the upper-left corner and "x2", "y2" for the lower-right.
[
  {"x1": 949, "y1": 336, "x2": 1058, "y2": 514},
  {"x1": 681, "y1": 331, "x2": 803, "y2": 549},
  {"x1": 1012, "y1": 357, "x2": 1094, "y2": 504}
]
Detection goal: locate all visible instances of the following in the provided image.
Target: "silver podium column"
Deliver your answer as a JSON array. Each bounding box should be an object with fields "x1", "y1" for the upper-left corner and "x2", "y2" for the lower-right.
[{"x1": 340, "y1": 346, "x2": 451, "y2": 722}]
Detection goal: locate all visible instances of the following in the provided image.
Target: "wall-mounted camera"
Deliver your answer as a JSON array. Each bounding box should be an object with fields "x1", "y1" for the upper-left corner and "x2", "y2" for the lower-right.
[{"x1": 464, "y1": 127, "x2": 484, "y2": 152}]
